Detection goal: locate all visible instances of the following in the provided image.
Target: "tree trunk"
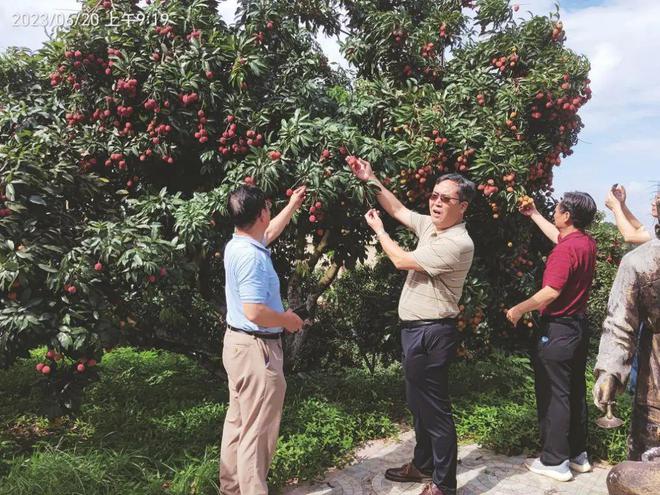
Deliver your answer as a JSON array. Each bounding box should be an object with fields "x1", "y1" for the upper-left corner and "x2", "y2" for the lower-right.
[{"x1": 282, "y1": 229, "x2": 342, "y2": 370}]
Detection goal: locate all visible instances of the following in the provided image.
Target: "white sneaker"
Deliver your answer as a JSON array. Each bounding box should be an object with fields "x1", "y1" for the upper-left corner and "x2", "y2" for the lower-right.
[
  {"x1": 526, "y1": 458, "x2": 573, "y2": 482},
  {"x1": 569, "y1": 451, "x2": 592, "y2": 473}
]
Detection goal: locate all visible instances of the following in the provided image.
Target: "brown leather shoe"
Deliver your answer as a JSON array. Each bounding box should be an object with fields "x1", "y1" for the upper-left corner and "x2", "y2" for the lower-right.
[
  {"x1": 385, "y1": 462, "x2": 433, "y2": 483},
  {"x1": 419, "y1": 482, "x2": 447, "y2": 495}
]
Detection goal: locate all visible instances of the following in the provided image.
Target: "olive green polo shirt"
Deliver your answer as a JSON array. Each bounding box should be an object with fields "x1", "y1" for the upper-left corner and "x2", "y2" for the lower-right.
[{"x1": 398, "y1": 212, "x2": 474, "y2": 321}]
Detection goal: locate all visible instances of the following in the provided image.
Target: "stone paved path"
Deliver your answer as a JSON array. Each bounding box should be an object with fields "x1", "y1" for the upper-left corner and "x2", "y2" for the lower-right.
[{"x1": 284, "y1": 430, "x2": 610, "y2": 495}]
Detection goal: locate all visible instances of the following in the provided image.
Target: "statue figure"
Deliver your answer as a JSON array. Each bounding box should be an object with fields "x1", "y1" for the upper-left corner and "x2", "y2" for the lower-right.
[{"x1": 593, "y1": 195, "x2": 660, "y2": 495}]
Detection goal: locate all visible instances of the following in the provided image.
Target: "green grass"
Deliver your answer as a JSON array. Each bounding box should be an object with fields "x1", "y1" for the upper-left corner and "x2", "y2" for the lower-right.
[
  {"x1": 0, "y1": 348, "x2": 401, "y2": 494},
  {"x1": 0, "y1": 348, "x2": 630, "y2": 494}
]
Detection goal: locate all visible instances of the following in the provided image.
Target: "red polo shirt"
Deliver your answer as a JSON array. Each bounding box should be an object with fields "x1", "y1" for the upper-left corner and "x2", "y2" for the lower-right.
[{"x1": 541, "y1": 230, "x2": 597, "y2": 317}]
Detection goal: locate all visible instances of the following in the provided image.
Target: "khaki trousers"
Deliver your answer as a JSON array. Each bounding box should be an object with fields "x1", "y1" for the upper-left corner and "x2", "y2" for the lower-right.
[{"x1": 220, "y1": 329, "x2": 286, "y2": 495}]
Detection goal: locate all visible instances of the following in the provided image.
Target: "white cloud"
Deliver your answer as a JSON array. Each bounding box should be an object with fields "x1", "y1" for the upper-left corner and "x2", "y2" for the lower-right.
[
  {"x1": 605, "y1": 137, "x2": 660, "y2": 153},
  {"x1": 559, "y1": 1, "x2": 660, "y2": 133}
]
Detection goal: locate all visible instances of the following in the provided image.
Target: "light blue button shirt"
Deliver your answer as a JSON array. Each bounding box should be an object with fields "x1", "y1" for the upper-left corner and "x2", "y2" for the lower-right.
[{"x1": 224, "y1": 234, "x2": 284, "y2": 334}]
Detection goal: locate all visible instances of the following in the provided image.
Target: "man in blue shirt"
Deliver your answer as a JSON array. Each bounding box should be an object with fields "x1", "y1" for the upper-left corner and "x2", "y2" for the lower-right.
[{"x1": 220, "y1": 184, "x2": 305, "y2": 495}]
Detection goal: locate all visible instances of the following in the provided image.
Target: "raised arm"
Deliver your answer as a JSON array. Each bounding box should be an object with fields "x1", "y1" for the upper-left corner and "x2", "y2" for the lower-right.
[
  {"x1": 605, "y1": 188, "x2": 652, "y2": 245},
  {"x1": 263, "y1": 186, "x2": 306, "y2": 246},
  {"x1": 348, "y1": 157, "x2": 413, "y2": 229},
  {"x1": 519, "y1": 199, "x2": 559, "y2": 244}
]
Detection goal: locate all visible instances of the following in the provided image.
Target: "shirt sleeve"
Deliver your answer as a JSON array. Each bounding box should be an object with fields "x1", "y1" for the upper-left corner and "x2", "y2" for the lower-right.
[
  {"x1": 409, "y1": 211, "x2": 431, "y2": 237},
  {"x1": 236, "y1": 254, "x2": 269, "y2": 304},
  {"x1": 594, "y1": 255, "x2": 640, "y2": 387},
  {"x1": 412, "y1": 236, "x2": 464, "y2": 277},
  {"x1": 542, "y1": 244, "x2": 573, "y2": 292}
]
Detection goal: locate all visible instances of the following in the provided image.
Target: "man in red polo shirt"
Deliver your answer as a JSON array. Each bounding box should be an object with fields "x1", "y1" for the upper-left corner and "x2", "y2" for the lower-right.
[{"x1": 506, "y1": 192, "x2": 597, "y2": 482}]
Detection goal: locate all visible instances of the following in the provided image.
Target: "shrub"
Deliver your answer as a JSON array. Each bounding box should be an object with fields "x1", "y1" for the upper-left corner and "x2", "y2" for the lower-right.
[{"x1": 297, "y1": 258, "x2": 404, "y2": 372}]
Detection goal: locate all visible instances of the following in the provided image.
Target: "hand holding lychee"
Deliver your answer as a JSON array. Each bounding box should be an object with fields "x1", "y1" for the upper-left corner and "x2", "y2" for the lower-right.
[
  {"x1": 605, "y1": 189, "x2": 623, "y2": 211},
  {"x1": 346, "y1": 156, "x2": 374, "y2": 181},
  {"x1": 518, "y1": 196, "x2": 537, "y2": 216},
  {"x1": 287, "y1": 186, "x2": 307, "y2": 211},
  {"x1": 505, "y1": 306, "x2": 523, "y2": 326},
  {"x1": 364, "y1": 209, "x2": 384, "y2": 232},
  {"x1": 612, "y1": 184, "x2": 626, "y2": 204}
]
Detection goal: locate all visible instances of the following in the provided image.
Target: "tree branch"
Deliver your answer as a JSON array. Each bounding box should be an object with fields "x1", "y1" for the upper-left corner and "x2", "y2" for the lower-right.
[{"x1": 305, "y1": 260, "x2": 341, "y2": 309}]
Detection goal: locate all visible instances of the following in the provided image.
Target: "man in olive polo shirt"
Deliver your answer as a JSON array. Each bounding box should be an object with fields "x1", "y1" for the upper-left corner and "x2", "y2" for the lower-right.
[{"x1": 350, "y1": 158, "x2": 475, "y2": 495}]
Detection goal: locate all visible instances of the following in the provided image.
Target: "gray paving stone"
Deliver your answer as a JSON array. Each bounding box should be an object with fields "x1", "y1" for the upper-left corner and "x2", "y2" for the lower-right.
[{"x1": 283, "y1": 429, "x2": 610, "y2": 495}]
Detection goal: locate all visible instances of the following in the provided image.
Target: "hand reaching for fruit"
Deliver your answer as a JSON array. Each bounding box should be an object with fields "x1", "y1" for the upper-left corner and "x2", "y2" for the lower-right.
[
  {"x1": 505, "y1": 306, "x2": 523, "y2": 326},
  {"x1": 364, "y1": 208, "x2": 384, "y2": 232},
  {"x1": 287, "y1": 186, "x2": 306, "y2": 211},
  {"x1": 612, "y1": 184, "x2": 626, "y2": 203},
  {"x1": 518, "y1": 196, "x2": 537, "y2": 216},
  {"x1": 346, "y1": 156, "x2": 375, "y2": 181},
  {"x1": 605, "y1": 189, "x2": 622, "y2": 211}
]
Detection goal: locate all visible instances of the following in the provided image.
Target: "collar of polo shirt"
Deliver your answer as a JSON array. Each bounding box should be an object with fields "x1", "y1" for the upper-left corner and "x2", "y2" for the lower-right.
[{"x1": 233, "y1": 233, "x2": 271, "y2": 253}]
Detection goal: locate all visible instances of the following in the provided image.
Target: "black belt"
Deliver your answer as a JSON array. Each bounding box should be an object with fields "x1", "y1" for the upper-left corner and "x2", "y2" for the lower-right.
[
  {"x1": 400, "y1": 318, "x2": 455, "y2": 329},
  {"x1": 541, "y1": 314, "x2": 586, "y2": 323},
  {"x1": 228, "y1": 325, "x2": 282, "y2": 340}
]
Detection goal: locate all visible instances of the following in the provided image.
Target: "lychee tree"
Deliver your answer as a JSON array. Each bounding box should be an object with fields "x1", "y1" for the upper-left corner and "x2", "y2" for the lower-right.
[
  {"x1": 0, "y1": 0, "x2": 591, "y2": 401},
  {"x1": 338, "y1": 0, "x2": 590, "y2": 355}
]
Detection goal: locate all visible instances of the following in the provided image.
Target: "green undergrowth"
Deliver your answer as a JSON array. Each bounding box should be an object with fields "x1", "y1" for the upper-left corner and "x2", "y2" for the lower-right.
[
  {"x1": 0, "y1": 348, "x2": 629, "y2": 494},
  {"x1": 0, "y1": 348, "x2": 401, "y2": 494}
]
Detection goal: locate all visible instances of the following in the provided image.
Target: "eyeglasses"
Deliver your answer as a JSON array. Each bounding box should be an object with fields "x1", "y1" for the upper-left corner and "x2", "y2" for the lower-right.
[{"x1": 429, "y1": 192, "x2": 461, "y2": 204}]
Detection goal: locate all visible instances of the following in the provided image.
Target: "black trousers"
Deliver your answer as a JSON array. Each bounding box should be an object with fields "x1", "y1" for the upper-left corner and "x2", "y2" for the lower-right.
[
  {"x1": 531, "y1": 315, "x2": 589, "y2": 466},
  {"x1": 401, "y1": 320, "x2": 459, "y2": 492}
]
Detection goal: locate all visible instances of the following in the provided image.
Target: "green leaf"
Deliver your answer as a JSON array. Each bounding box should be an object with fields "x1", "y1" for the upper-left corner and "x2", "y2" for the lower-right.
[
  {"x1": 28, "y1": 195, "x2": 47, "y2": 205},
  {"x1": 5, "y1": 184, "x2": 15, "y2": 201},
  {"x1": 37, "y1": 263, "x2": 58, "y2": 273},
  {"x1": 57, "y1": 332, "x2": 73, "y2": 349}
]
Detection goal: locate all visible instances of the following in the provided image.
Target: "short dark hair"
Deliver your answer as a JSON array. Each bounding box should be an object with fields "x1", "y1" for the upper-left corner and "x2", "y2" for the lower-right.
[
  {"x1": 435, "y1": 173, "x2": 476, "y2": 203},
  {"x1": 227, "y1": 185, "x2": 267, "y2": 228},
  {"x1": 559, "y1": 191, "x2": 596, "y2": 230}
]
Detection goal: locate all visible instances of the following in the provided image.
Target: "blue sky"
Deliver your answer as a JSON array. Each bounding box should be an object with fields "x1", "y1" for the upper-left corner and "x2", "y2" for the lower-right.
[
  {"x1": 529, "y1": 0, "x2": 659, "y2": 232},
  {"x1": 1, "y1": 0, "x2": 657, "y2": 230}
]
